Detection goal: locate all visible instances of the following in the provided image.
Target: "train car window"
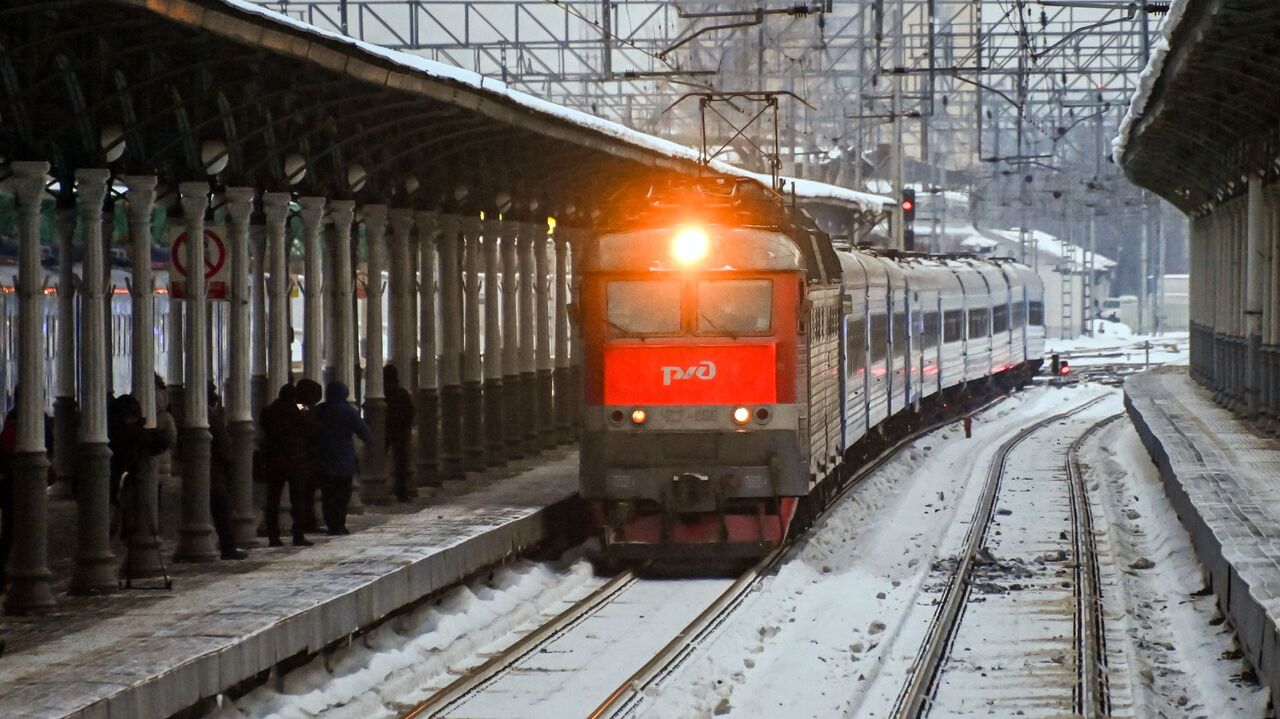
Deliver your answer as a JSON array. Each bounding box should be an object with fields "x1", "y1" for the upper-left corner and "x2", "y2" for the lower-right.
[
  {"x1": 696, "y1": 279, "x2": 772, "y2": 335},
  {"x1": 993, "y1": 304, "x2": 1009, "y2": 334},
  {"x1": 846, "y1": 317, "x2": 866, "y2": 376},
  {"x1": 893, "y1": 311, "x2": 906, "y2": 357},
  {"x1": 1012, "y1": 301, "x2": 1025, "y2": 328},
  {"x1": 870, "y1": 313, "x2": 888, "y2": 363},
  {"x1": 607, "y1": 279, "x2": 682, "y2": 335},
  {"x1": 968, "y1": 308, "x2": 990, "y2": 338},
  {"x1": 923, "y1": 312, "x2": 940, "y2": 350},
  {"x1": 943, "y1": 309, "x2": 964, "y2": 343},
  {"x1": 1028, "y1": 300, "x2": 1044, "y2": 326}
]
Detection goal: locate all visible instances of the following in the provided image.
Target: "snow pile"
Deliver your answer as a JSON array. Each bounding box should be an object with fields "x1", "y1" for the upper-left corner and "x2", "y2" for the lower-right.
[
  {"x1": 1112, "y1": 0, "x2": 1191, "y2": 165},
  {"x1": 207, "y1": 556, "x2": 599, "y2": 719},
  {"x1": 1047, "y1": 320, "x2": 1189, "y2": 366}
]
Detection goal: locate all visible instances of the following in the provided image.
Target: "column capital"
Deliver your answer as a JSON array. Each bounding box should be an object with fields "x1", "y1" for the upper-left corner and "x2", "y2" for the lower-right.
[
  {"x1": 460, "y1": 215, "x2": 483, "y2": 235},
  {"x1": 328, "y1": 199, "x2": 356, "y2": 227},
  {"x1": 388, "y1": 208, "x2": 415, "y2": 239},
  {"x1": 483, "y1": 217, "x2": 504, "y2": 237},
  {"x1": 122, "y1": 175, "x2": 158, "y2": 216},
  {"x1": 224, "y1": 186, "x2": 256, "y2": 225},
  {"x1": 362, "y1": 203, "x2": 389, "y2": 228},
  {"x1": 12, "y1": 161, "x2": 48, "y2": 206},
  {"x1": 12, "y1": 160, "x2": 49, "y2": 181},
  {"x1": 76, "y1": 169, "x2": 111, "y2": 209},
  {"x1": 298, "y1": 196, "x2": 326, "y2": 224},
  {"x1": 178, "y1": 181, "x2": 210, "y2": 216},
  {"x1": 414, "y1": 210, "x2": 440, "y2": 237},
  {"x1": 440, "y1": 213, "x2": 462, "y2": 234}
]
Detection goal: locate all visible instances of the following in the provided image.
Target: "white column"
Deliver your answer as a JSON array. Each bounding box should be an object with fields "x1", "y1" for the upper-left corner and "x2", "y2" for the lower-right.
[
  {"x1": 500, "y1": 221, "x2": 521, "y2": 457},
  {"x1": 70, "y1": 168, "x2": 117, "y2": 592},
  {"x1": 517, "y1": 222, "x2": 538, "y2": 448},
  {"x1": 415, "y1": 211, "x2": 440, "y2": 487},
  {"x1": 250, "y1": 216, "x2": 269, "y2": 417},
  {"x1": 51, "y1": 203, "x2": 78, "y2": 499},
  {"x1": 460, "y1": 216, "x2": 485, "y2": 470},
  {"x1": 388, "y1": 209, "x2": 416, "y2": 379},
  {"x1": 225, "y1": 187, "x2": 258, "y2": 545},
  {"x1": 482, "y1": 218, "x2": 504, "y2": 460},
  {"x1": 1247, "y1": 176, "x2": 1266, "y2": 416},
  {"x1": 329, "y1": 200, "x2": 357, "y2": 396},
  {"x1": 361, "y1": 205, "x2": 389, "y2": 503},
  {"x1": 173, "y1": 181, "x2": 219, "y2": 562},
  {"x1": 553, "y1": 225, "x2": 572, "y2": 441},
  {"x1": 5, "y1": 161, "x2": 55, "y2": 612},
  {"x1": 534, "y1": 222, "x2": 553, "y2": 445},
  {"x1": 263, "y1": 192, "x2": 292, "y2": 394},
  {"x1": 438, "y1": 214, "x2": 464, "y2": 476},
  {"x1": 298, "y1": 197, "x2": 326, "y2": 382}
]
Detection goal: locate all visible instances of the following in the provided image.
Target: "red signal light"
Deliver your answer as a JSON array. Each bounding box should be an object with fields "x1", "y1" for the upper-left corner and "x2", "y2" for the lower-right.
[
  {"x1": 901, "y1": 199, "x2": 914, "y2": 212},
  {"x1": 1059, "y1": 362, "x2": 1071, "y2": 376}
]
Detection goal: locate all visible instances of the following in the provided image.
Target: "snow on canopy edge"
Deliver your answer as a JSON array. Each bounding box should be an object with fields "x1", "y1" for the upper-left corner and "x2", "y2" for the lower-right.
[
  {"x1": 212, "y1": 0, "x2": 888, "y2": 212},
  {"x1": 1111, "y1": 0, "x2": 1190, "y2": 166}
]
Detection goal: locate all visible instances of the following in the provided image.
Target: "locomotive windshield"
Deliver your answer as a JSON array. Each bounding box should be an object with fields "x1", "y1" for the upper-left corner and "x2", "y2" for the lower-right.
[
  {"x1": 604, "y1": 277, "x2": 774, "y2": 337},
  {"x1": 696, "y1": 279, "x2": 772, "y2": 335}
]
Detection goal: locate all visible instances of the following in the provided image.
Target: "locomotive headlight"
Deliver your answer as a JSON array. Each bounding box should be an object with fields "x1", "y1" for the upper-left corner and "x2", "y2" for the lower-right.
[
  {"x1": 732, "y1": 406, "x2": 751, "y2": 425},
  {"x1": 671, "y1": 226, "x2": 710, "y2": 266},
  {"x1": 630, "y1": 408, "x2": 648, "y2": 425}
]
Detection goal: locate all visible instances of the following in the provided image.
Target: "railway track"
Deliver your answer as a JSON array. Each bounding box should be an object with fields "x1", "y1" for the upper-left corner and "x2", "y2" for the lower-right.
[
  {"x1": 399, "y1": 393, "x2": 1017, "y2": 719},
  {"x1": 892, "y1": 396, "x2": 1118, "y2": 718}
]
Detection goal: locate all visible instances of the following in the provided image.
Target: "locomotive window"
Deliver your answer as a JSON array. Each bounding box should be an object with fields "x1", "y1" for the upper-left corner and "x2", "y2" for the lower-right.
[
  {"x1": 923, "y1": 312, "x2": 940, "y2": 350},
  {"x1": 607, "y1": 280, "x2": 682, "y2": 335},
  {"x1": 869, "y1": 313, "x2": 888, "y2": 363},
  {"x1": 1028, "y1": 301, "x2": 1044, "y2": 326},
  {"x1": 696, "y1": 279, "x2": 772, "y2": 335},
  {"x1": 943, "y1": 309, "x2": 964, "y2": 343},
  {"x1": 993, "y1": 304, "x2": 1009, "y2": 334},
  {"x1": 846, "y1": 317, "x2": 866, "y2": 376},
  {"x1": 968, "y1": 308, "x2": 990, "y2": 338}
]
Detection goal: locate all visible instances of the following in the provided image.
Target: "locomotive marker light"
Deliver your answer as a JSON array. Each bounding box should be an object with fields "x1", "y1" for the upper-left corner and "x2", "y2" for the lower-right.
[
  {"x1": 630, "y1": 408, "x2": 648, "y2": 425},
  {"x1": 671, "y1": 226, "x2": 711, "y2": 266},
  {"x1": 732, "y1": 406, "x2": 752, "y2": 425}
]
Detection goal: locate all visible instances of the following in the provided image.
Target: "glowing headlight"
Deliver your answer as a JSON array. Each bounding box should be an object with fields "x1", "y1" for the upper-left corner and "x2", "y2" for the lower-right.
[
  {"x1": 630, "y1": 409, "x2": 648, "y2": 425},
  {"x1": 732, "y1": 406, "x2": 751, "y2": 425},
  {"x1": 671, "y1": 227, "x2": 710, "y2": 265}
]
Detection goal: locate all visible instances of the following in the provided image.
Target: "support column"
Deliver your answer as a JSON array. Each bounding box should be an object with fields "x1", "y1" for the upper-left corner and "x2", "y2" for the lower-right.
[
  {"x1": 298, "y1": 197, "x2": 326, "y2": 383},
  {"x1": 250, "y1": 217, "x2": 270, "y2": 420},
  {"x1": 122, "y1": 175, "x2": 164, "y2": 579},
  {"x1": 500, "y1": 223, "x2": 523, "y2": 459},
  {"x1": 1246, "y1": 176, "x2": 1266, "y2": 417},
  {"x1": 461, "y1": 216, "x2": 486, "y2": 472},
  {"x1": 415, "y1": 211, "x2": 441, "y2": 489},
  {"x1": 518, "y1": 223, "x2": 539, "y2": 452},
  {"x1": 361, "y1": 205, "x2": 390, "y2": 504},
  {"x1": 263, "y1": 193, "x2": 292, "y2": 394},
  {"x1": 167, "y1": 286, "x2": 185, "y2": 432},
  {"x1": 438, "y1": 214, "x2": 464, "y2": 480},
  {"x1": 533, "y1": 222, "x2": 554, "y2": 448},
  {"x1": 174, "y1": 181, "x2": 219, "y2": 563},
  {"x1": 569, "y1": 228, "x2": 584, "y2": 433},
  {"x1": 225, "y1": 188, "x2": 258, "y2": 546},
  {"x1": 51, "y1": 202, "x2": 77, "y2": 500},
  {"x1": 388, "y1": 209, "x2": 416, "y2": 382},
  {"x1": 481, "y1": 219, "x2": 504, "y2": 463},
  {"x1": 329, "y1": 201, "x2": 357, "y2": 396},
  {"x1": 70, "y1": 168, "x2": 117, "y2": 592},
  {"x1": 6, "y1": 161, "x2": 56, "y2": 611},
  {"x1": 553, "y1": 225, "x2": 573, "y2": 443}
]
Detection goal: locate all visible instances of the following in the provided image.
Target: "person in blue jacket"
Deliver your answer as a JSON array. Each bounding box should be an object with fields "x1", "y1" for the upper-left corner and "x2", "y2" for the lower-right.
[{"x1": 313, "y1": 381, "x2": 371, "y2": 535}]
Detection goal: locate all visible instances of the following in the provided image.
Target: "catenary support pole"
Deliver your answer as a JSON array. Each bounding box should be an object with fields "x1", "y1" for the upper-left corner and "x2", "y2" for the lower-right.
[
  {"x1": 6, "y1": 161, "x2": 56, "y2": 611},
  {"x1": 361, "y1": 205, "x2": 390, "y2": 504},
  {"x1": 482, "y1": 218, "x2": 504, "y2": 462},
  {"x1": 298, "y1": 197, "x2": 326, "y2": 383},
  {"x1": 51, "y1": 201, "x2": 77, "y2": 500},
  {"x1": 263, "y1": 193, "x2": 292, "y2": 394},
  {"x1": 414, "y1": 211, "x2": 441, "y2": 489},
  {"x1": 174, "y1": 181, "x2": 219, "y2": 563},
  {"x1": 438, "y1": 214, "x2": 464, "y2": 481},
  {"x1": 500, "y1": 222, "x2": 522, "y2": 459},
  {"x1": 224, "y1": 187, "x2": 258, "y2": 547},
  {"x1": 70, "y1": 168, "x2": 117, "y2": 592},
  {"x1": 123, "y1": 175, "x2": 165, "y2": 578}
]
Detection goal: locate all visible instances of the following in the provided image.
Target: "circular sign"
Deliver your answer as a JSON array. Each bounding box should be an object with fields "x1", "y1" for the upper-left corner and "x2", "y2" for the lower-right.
[{"x1": 171, "y1": 228, "x2": 226, "y2": 280}]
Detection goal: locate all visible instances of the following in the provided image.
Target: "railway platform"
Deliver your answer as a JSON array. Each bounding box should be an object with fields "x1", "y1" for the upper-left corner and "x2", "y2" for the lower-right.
[
  {"x1": 1125, "y1": 367, "x2": 1280, "y2": 698},
  {"x1": 0, "y1": 450, "x2": 579, "y2": 719}
]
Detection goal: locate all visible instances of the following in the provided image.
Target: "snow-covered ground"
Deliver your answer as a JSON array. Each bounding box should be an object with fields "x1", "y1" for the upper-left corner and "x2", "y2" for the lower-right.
[{"x1": 1046, "y1": 320, "x2": 1189, "y2": 367}]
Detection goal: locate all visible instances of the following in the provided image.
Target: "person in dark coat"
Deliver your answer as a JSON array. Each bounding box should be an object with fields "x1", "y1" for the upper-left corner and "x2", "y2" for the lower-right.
[
  {"x1": 260, "y1": 384, "x2": 312, "y2": 547},
  {"x1": 295, "y1": 378, "x2": 324, "y2": 533},
  {"x1": 314, "y1": 381, "x2": 371, "y2": 535},
  {"x1": 208, "y1": 384, "x2": 248, "y2": 560},
  {"x1": 107, "y1": 393, "x2": 169, "y2": 539},
  {"x1": 383, "y1": 365, "x2": 416, "y2": 502}
]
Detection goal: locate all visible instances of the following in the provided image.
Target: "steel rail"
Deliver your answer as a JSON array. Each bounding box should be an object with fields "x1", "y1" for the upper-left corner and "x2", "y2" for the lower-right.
[
  {"x1": 1067, "y1": 412, "x2": 1124, "y2": 718},
  {"x1": 400, "y1": 568, "x2": 639, "y2": 719},
  {"x1": 892, "y1": 393, "x2": 1109, "y2": 719},
  {"x1": 590, "y1": 392, "x2": 1017, "y2": 719}
]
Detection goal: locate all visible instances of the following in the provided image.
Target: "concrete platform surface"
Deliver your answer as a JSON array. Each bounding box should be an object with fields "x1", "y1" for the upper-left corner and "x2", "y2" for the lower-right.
[
  {"x1": 1125, "y1": 368, "x2": 1280, "y2": 697},
  {"x1": 0, "y1": 450, "x2": 579, "y2": 719}
]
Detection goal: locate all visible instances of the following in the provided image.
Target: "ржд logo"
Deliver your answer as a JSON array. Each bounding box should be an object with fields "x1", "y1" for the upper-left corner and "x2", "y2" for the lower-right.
[{"x1": 661, "y1": 360, "x2": 717, "y2": 386}]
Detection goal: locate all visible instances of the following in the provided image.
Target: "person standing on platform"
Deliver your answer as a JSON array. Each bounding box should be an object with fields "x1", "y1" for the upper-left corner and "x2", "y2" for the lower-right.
[
  {"x1": 260, "y1": 384, "x2": 312, "y2": 547},
  {"x1": 314, "y1": 381, "x2": 370, "y2": 535},
  {"x1": 208, "y1": 384, "x2": 248, "y2": 560},
  {"x1": 383, "y1": 365, "x2": 416, "y2": 502},
  {"x1": 296, "y1": 378, "x2": 324, "y2": 533}
]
